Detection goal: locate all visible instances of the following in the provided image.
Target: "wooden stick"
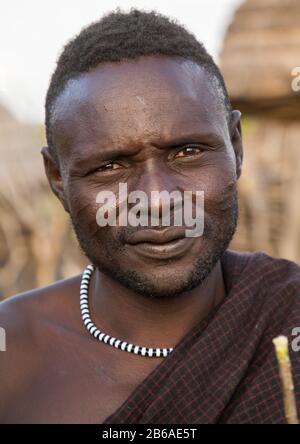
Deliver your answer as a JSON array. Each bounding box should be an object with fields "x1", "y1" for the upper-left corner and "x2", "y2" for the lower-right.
[{"x1": 273, "y1": 335, "x2": 299, "y2": 424}]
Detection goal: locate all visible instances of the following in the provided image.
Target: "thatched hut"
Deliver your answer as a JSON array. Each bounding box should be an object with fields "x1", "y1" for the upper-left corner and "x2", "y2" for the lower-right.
[{"x1": 221, "y1": 0, "x2": 300, "y2": 263}]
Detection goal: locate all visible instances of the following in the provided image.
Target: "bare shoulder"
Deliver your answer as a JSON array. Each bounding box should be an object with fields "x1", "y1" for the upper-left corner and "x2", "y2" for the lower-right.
[
  {"x1": 0, "y1": 272, "x2": 83, "y2": 328},
  {"x1": 0, "y1": 274, "x2": 82, "y2": 421}
]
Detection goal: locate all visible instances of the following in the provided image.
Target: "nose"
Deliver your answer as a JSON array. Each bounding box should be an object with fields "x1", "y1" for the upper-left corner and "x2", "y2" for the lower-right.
[{"x1": 129, "y1": 158, "x2": 180, "y2": 224}]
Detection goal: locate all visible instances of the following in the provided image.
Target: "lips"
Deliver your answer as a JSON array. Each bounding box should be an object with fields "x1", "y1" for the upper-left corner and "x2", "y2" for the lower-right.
[
  {"x1": 126, "y1": 226, "x2": 186, "y2": 245},
  {"x1": 125, "y1": 227, "x2": 194, "y2": 260}
]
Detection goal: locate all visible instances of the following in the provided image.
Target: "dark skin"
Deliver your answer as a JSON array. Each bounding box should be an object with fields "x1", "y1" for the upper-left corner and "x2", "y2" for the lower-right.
[{"x1": 0, "y1": 56, "x2": 243, "y2": 423}]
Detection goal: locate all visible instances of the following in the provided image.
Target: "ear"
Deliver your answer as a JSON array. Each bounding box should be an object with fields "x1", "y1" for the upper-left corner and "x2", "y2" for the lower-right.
[
  {"x1": 229, "y1": 110, "x2": 243, "y2": 180},
  {"x1": 40, "y1": 146, "x2": 70, "y2": 213}
]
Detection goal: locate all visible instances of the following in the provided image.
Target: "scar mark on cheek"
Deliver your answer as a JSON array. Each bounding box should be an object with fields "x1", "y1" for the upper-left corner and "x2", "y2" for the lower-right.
[{"x1": 136, "y1": 95, "x2": 146, "y2": 106}]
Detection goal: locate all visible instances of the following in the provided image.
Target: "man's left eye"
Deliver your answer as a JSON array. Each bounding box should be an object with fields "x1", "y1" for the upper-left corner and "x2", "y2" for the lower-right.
[{"x1": 174, "y1": 146, "x2": 202, "y2": 158}]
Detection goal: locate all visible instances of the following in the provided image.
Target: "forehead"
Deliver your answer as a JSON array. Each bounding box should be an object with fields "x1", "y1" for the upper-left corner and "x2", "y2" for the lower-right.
[{"x1": 52, "y1": 56, "x2": 228, "y2": 156}]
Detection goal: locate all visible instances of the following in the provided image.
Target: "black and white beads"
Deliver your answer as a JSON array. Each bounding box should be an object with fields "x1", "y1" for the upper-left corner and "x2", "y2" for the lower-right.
[{"x1": 80, "y1": 264, "x2": 173, "y2": 358}]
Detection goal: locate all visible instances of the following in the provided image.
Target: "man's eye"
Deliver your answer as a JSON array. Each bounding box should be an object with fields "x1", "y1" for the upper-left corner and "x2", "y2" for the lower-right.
[
  {"x1": 96, "y1": 162, "x2": 122, "y2": 172},
  {"x1": 174, "y1": 146, "x2": 202, "y2": 158}
]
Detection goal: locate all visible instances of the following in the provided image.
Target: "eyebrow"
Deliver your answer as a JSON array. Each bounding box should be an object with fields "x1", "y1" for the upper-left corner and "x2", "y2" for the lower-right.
[{"x1": 152, "y1": 132, "x2": 224, "y2": 149}]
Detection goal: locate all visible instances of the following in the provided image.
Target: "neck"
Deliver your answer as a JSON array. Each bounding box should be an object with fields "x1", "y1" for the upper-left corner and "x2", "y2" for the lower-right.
[{"x1": 89, "y1": 261, "x2": 226, "y2": 349}]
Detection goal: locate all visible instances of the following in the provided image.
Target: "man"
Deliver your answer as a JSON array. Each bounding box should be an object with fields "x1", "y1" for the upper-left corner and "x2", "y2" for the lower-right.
[{"x1": 0, "y1": 9, "x2": 299, "y2": 424}]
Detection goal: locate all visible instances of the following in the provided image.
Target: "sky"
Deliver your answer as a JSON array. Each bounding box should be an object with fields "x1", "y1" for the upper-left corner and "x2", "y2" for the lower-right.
[{"x1": 0, "y1": 0, "x2": 243, "y2": 123}]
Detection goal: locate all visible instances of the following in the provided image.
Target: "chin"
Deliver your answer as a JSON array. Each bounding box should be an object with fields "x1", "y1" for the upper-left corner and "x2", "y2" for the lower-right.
[{"x1": 103, "y1": 263, "x2": 209, "y2": 300}]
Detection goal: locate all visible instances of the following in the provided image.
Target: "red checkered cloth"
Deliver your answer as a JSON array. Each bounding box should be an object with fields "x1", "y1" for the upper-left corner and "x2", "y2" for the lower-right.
[{"x1": 103, "y1": 249, "x2": 300, "y2": 424}]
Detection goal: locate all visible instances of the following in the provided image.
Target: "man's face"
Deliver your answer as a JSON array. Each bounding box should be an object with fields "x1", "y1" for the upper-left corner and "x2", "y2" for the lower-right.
[{"x1": 46, "y1": 56, "x2": 242, "y2": 299}]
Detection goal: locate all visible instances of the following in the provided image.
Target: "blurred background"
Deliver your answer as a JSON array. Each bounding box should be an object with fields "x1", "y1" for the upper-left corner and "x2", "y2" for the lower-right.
[{"x1": 1, "y1": 0, "x2": 300, "y2": 298}]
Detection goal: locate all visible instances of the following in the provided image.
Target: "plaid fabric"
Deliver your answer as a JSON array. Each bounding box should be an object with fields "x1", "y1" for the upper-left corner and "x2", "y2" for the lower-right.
[{"x1": 102, "y1": 249, "x2": 300, "y2": 424}]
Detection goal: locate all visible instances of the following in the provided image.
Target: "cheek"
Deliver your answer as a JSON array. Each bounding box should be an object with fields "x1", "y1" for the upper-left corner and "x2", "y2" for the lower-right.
[
  {"x1": 67, "y1": 180, "x2": 101, "y2": 229},
  {"x1": 66, "y1": 181, "x2": 125, "y2": 248},
  {"x1": 191, "y1": 158, "x2": 237, "y2": 213}
]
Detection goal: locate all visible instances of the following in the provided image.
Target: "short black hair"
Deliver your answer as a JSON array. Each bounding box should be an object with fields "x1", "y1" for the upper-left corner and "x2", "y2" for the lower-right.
[{"x1": 45, "y1": 8, "x2": 232, "y2": 157}]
